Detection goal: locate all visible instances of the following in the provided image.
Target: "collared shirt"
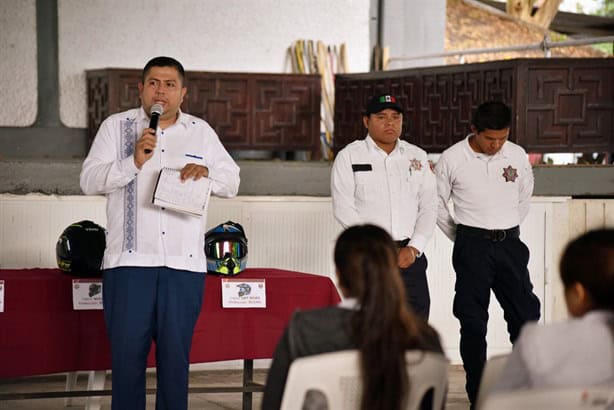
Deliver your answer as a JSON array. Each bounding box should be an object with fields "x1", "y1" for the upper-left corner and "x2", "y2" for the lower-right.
[
  {"x1": 80, "y1": 107, "x2": 240, "y2": 273},
  {"x1": 435, "y1": 134, "x2": 534, "y2": 240},
  {"x1": 331, "y1": 135, "x2": 437, "y2": 254},
  {"x1": 493, "y1": 310, "x2": 614, "y2": 391}
]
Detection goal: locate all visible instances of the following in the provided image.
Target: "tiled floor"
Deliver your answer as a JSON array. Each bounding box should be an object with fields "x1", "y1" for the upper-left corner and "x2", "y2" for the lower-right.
[{"x1": 0, "y1": 365, "x2": 470, "y2": 409}]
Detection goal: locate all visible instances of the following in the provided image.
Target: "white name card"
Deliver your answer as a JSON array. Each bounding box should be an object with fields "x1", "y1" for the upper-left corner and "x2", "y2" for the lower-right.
[
  {"x1": 72, "y1": 279, "x2": 103, "y2": 310},
  {"x1": 222, "y1": 278, "x2": 266, "y2": 308},
  {"x1": 0, "y1": 280, "x2": 4, "y2": 312}
]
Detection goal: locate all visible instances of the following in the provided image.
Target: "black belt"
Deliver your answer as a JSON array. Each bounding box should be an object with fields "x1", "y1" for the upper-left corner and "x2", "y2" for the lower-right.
[
  {"x1": 456, "y1": 224, "x2": 519, "y2": 242},
  {"x1": 394, "y1": 238, "x2": 410, "y2": 248}
]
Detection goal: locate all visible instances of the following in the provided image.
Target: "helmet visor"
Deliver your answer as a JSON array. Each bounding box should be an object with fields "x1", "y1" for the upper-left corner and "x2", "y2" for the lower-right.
[{"x1": 206, "y1": 239, "x2": 247, "y2": 259}]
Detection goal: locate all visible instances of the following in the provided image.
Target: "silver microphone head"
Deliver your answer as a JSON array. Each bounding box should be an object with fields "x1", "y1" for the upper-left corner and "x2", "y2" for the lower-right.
[{"x1": 150, "y1": 104, "x2": 164, "y2": 116}]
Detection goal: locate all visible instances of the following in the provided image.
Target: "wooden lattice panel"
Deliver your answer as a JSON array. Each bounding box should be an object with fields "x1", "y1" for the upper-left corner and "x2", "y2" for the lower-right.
[
  {"x1": 87, "y1": 69, "x2": 321, "y2": 156},
  {"x1": 523, "y1": 65, "x2": 613, "y2": 151},
  {"x1": 335, "y1": 58, "x2": 613, "y2": 154}
]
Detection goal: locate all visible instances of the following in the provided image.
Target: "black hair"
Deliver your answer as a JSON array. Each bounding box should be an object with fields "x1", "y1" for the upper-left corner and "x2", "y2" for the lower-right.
[
  {"x1": 142, "y1": 56, "x2": 185, "y2": 85},
  {"x1": 560, "y1": 228, "x2": 614, "y2": 310},
  {"x1": 334, "y1": 224, "x2": 433, "y2": 410},
  {"x1": 471, "y1": 101, "x2": 512, "y2": 132}
]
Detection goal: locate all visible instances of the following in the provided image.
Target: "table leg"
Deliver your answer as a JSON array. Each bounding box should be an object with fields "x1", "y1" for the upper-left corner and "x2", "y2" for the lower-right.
[
  {"x1": 242, "y1": 359, "x2": 253, "y2": 410},
  {"x1": 85, "y1": 370, "x2": 106, "y2": 410},
  {"x1": 64, "y1": 372, "x2": 78, "y2": 407}
]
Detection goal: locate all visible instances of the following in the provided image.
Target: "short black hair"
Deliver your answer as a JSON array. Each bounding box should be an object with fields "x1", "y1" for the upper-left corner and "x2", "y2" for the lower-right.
[
  {"x1": 560, "y1": 229, "x2": 614, "y2": 310},
  {"x1": 471, "y1": 101, "x2": 511, "y2": 132},
  {"x1": 142, "y1": 56, "x2": 186, "y2": 85}
]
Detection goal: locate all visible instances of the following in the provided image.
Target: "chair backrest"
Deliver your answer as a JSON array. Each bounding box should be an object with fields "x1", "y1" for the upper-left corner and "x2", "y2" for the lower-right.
[
  {"x1": 280, "y1": 350, "x2": 449, "y2": 410},
  {"x1": 479, "y1": 385, "x2": 614, "y2": 410},
  {"x1": 475, "y1": 353, "x2": 510, "y2": 410}
]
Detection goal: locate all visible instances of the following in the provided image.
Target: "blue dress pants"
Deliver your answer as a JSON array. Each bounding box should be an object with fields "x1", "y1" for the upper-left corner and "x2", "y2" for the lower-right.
[
  {"x1": 103, "y1": 266, "x2": 205, "y2": 410},
  {"x1": 452, "y1": 231, "x2": 541, "y2": 406}
]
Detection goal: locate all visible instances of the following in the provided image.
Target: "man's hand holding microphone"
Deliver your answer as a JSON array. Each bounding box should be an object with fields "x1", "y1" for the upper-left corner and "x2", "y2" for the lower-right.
[
  {"x1": 134, "y1": 104, "x2": 163, "y2": 169},
  {"x1": 133, "y1": 103, "x2": 210, "y2": 181}
]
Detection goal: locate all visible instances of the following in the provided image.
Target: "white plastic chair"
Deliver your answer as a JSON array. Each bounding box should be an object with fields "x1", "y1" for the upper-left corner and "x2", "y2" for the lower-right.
[
  {"x1": 475, "y1": 353, "x2": 510, "y2": 410},
  {"x1": 280, "y1": 350, "x2": 449, "y2": 410},
  {"x1": 479, "y1": 385, "x2": 614, "y2": 410}
]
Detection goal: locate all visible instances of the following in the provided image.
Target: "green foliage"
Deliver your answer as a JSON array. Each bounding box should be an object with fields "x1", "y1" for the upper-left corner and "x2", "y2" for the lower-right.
[
  {"x1": 549, "y1": 32, "x2": 568, "y2": 41},
  {"x1": 590, "y1": 0, "x2": 613, "y2": 54},
  {"x1": 569, "y1": 0, "x2": 612, "y2": 16},
  {"x1": 592, "y1": 43, "x2": 613, "y2": 54},
  {"x1": 595, "y1": 0, "x2": 613, "y2": 16}
]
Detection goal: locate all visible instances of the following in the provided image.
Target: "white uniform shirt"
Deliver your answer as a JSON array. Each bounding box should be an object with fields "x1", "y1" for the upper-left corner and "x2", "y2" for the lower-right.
[
  {"x1": 331, "y1": 135, "x2": 437, "y2": 253},
  {"x1": 435, "y1": 135, "x2": 534, "y2": 240},
  {"x1": 80, "y1": 107, "x2": 240, "y2": 273}
]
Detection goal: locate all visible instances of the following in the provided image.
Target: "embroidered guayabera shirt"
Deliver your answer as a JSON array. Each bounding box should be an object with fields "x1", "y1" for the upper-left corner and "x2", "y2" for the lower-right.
[
  {"x1": 331, "y1": 135, "x2": 437, "y2": 254},
  {"x1": 80, "y1": 107, "x2": 240, "y2": 272},
  {"x1": 435, "y1": 135, "x2": 534, "y2": 241}
]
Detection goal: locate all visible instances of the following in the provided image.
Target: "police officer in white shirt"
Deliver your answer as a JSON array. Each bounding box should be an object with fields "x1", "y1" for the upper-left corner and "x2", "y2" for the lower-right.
[
  {"x1": 331, "y1": 94, "x2": 437, "y2": 319},
  {"x1": 435, "y1": 101, "x2": 541, "y2": 407}
]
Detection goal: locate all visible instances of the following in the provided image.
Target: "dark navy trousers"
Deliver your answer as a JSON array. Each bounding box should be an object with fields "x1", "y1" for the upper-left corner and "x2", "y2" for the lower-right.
[
  {"x1": 103, "y1": 266, "x2": 205, "y2": 410},
  {"x1": 452, "y1": 229, "x2": 541, "y2": 405},
  {"x1": 400, "y1": 253, "x2": 431, "y2": 320}
]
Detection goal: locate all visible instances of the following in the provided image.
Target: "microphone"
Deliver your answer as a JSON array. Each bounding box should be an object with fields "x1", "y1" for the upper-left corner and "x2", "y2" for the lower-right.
[{"x1": 144, "y1": 104, "x2": 163, "y2": 154}]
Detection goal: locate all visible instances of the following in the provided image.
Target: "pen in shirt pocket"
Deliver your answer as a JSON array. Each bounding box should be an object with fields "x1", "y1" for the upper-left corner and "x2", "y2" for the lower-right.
[{"x1": 185, "y1": 153, "x2": 203, "y2": 160}]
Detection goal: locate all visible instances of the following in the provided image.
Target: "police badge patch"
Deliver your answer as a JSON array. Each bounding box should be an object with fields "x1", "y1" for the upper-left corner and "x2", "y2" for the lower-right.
[
  {"x1": 410, "y1": 159, "x2": 422, "y2": 171},
  {"x1": 502, "y1": 165, "x2": 518, "y2": 182}
]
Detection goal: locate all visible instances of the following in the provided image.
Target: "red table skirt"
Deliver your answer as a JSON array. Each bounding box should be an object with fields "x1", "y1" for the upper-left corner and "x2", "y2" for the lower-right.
[{"x1": 0, "y1": 268, "x2": 340, "y2": 378}]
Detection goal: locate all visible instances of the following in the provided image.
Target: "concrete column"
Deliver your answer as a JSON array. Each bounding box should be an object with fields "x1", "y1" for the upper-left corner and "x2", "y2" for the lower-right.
[{"x1": 381, "y1": 0, "x2": 446, "y2": 69}]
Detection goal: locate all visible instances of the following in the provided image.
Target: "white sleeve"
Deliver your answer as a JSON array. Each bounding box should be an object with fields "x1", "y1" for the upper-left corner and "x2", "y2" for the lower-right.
[
  {"x1": 80, "y1": 118, "x2": 140, "y2": 195},
  {"x1": 435, "y1": 156, "x2": 457, "y2": 241},
  {"x1": 409, "y1": 158, "x2": 437, "y2": 254},
  {"x1": 518, "y1": 154, "x2": 534, "y2": 224},
  {"x1": 331, "y1": 150, "x2": 361, "y2": 228},
  {"x1": 204, "y1": 127, "x2": 240, "y2": 198}
]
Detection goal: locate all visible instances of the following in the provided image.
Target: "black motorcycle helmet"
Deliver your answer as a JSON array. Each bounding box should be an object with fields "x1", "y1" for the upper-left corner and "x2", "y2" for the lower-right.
[
  {"x1": 204, "y1": 221, "x2": 248, "y2": 275},
  {"x1": 56, "y1": 220, "x2": 106, "y2": 277}
]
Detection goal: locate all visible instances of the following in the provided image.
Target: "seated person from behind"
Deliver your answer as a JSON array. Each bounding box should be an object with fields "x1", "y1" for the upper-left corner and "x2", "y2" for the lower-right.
[
  {"x1": 493, "y1": 228, "x2": 614, "y2": 391},
  {"x1": 261, "y1": 224, "x2": 444, "y2": 410}
]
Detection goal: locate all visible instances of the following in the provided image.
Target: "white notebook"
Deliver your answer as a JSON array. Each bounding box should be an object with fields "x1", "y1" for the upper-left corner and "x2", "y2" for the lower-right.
[{"x1": 152, "y1": 168, "x2": 212, "y2": 217}]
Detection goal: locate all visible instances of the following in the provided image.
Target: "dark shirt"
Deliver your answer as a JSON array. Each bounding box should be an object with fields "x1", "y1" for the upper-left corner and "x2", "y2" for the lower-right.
[{"x1": 261, "y1": 306, "x2": 444, "y2": 409}]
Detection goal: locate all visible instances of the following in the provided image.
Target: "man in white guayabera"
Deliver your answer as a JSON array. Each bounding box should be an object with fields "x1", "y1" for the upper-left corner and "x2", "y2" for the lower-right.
[{"x1": 80, "y1": 56, "x2": 240, "y2": 410}]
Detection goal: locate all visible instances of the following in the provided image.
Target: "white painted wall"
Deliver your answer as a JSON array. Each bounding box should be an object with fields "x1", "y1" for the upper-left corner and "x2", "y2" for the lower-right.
[
  {"x1": 57, "y1": 0, "x2": 370, "y2": 128},
  {"x1": 0, "y1": 0, "x2": 371, "y2": 127},
  {"x1": 384, "y1": 0, "x2": 446, "y2": 69},
  {"x1": 0, "y1": 0, "x2": 37, "y2": 126},
  {"x1": 0, "y1": 0, "x2": 452, "y2": 129}
]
